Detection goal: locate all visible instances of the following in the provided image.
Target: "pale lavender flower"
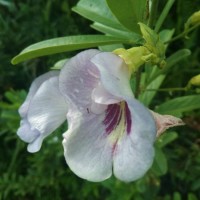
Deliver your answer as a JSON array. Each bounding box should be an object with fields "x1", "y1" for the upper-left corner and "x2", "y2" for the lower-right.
[
  {"x1": 59, "y1": 50, "x2": 157, "y2": 182},
  {"x1": 17, "y1": 49, "x2": 184, "y2": 182}
]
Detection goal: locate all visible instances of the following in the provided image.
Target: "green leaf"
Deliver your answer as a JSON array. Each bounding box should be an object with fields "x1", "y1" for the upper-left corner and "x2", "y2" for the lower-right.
[
  {"x1": 151, "y1": 146, "x2": 168, "y2": 176},
  {"x1": 98, "y1": 44, "x2": 124, "y2": 52},
  {"x1": 173, "y1": 192, "x2": 181, "y2": 200},
  {"x1": 139, "y1": 75, "x2": 165, "y2": 106},
  {"x1": 188, "y1": 193, "x2": 198, "y2": 200},
  {"x1": 148, "y1": 49, "x2": 191, "y2": 83},
  {"x1": 156, "y1": 95, "x2": 200, "y2": 116},
  {"x1": 0, "y1": 0, "x2": 12, "y2": 7},
  {"x1": 159, "y1": 29, "x2": 175, "y2": 44},
  {"x1": 11, "y1": 35, "x2": 130, "y2": 64},
  {"x1": 106, "y1": 0, "x2": 147, "y2": 33},
  {"x1": 155, "y1": 0, "x2": 176, "y2": 32},
  {"x1": 72, "y1": 0, "x2": 125, "y2": 30},
  {"x1": 157, "y1": 132, "x2": 178, "y2": 148},
  {"x1": 91, "y1": 22, "x2": 142, "y2": 42},
  {"x1": 51, "y1": 59, "x2": 68, "y2": 70},
  {"x1": 160, "y1": 49, "x2": 191, "y2": 74},
  {"x1": 140, "y1": 49, "x2": 190, "y2": 107}
]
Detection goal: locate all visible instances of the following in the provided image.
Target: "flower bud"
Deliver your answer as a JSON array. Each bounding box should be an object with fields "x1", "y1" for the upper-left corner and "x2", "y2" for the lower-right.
[
  {"x1": 113, "y1": 46, "x2": 150, "y2": 73},
  {"x1": 138, "y1": 23, "x2": 166, "y2": 68},
  {"x1": 187, "y1": 74, "x2": 200, "y2": 88},
  {"x1": 185, "y1": 10, "x2": 200, "y2": 31}
]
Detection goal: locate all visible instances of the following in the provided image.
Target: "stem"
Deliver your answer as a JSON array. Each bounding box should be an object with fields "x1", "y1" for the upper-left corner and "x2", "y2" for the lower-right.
[
  {"x1": 155, "y1": 0, "x2": 175, "y2": 32},
  {"x1": 145, "y1": 87, "x2": 187, "y2": 92},
  {"x1": 165, "y1": 23, "x2": 200, "y2": 44},
  {"x1": 135, "y1": 66, "x2": 143, "y2": 98},
  {"x1": 7, "y1": 139, "x2": 21, "y2": 176},
  {"x1": 148, "y1": 0, "x2": 158, "y2": 28}
]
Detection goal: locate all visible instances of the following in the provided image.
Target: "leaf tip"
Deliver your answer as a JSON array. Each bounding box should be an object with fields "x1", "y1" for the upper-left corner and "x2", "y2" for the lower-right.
[{"x1": 11, "y1": 57, "x2": 18, "y2": 65}]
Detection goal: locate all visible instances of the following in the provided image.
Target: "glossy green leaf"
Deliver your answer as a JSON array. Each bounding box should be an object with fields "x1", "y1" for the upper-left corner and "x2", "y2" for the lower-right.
[
  {"x1": 72, "y1": 0, "x2": 125, "y2": 30},
  {"x1": 106, "y1": 0, "x2": 147, "y2": 33},
  {"x1": 156, "y1": 95, "x2": 200, "y2": 116},
  {"x1": 12, "y1": 35, "x2": 130, "y2": 64},
  {"x1": 91, "y1": 22, "x2": 142, "y2": 42}
]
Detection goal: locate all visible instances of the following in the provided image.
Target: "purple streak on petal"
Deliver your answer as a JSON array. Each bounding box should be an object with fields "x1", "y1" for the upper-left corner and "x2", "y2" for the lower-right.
[
  {"x1": 106, "y1": 109, "x2": 122, "y2": 135},
  {"x1": 103, "y1": 104, "x2": 118, "y2": 125},
  {"x1": 103, "y1": 102, "x2": 132, "y2": 136},
  {"x1": 112, "y1": 141, "x2": 118, "y2": 155},
  {"x1": 125, "y1": 102, "x2": 132, "y2": 134},
  {"x1": 103, "y1": 104, "x2": 122, "y2": 135}
]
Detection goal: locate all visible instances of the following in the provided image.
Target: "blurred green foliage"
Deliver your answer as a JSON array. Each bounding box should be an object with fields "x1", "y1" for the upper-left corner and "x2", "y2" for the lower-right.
[{"x1": 0, "y1": 0, "x2": 200, "y2": 199}]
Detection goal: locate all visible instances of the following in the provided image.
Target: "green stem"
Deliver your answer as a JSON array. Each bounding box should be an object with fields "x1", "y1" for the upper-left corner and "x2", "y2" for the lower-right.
[
  {"x1": 165, "y1": 23, "x2": 200, "y2": 44},
  {"x1": 7, "y1": 139, "x2": 21, "y2": 176},
  {"x1": 148, "y1": 0, "x2": 158, "y2": 28},
  {"x1": 135, "y1": 66, "x2": 143, "y2": 98},
  {"x1": 155, "y1": 0, "x2": 175, "y2": 32},
  {"x1": 145, "y1": 87, "x2": 187, "y2": 92}
]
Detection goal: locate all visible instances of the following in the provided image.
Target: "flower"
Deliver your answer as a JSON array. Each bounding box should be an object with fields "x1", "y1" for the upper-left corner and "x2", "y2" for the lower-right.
[
  {"x1": 17, "y1": 49, "x2": 184, "y2": 182},
  {"x1": 17, "y1": 71, "x2": 68, "y2": 153},
  {"x1": 59, "y1": 49, "x2": 157, "y2": 182}
]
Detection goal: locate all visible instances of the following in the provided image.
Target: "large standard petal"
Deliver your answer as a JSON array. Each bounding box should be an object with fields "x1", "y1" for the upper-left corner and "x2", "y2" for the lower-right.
[
  {"x1": 113, "y1": 98, "x2": 156, "y2": 182},
  {"x1": 91, "y1": 52, "x2": 133, "y2": 99},
  {"x1": 59, "y1": 49, "x2": 126, "y2": 114},
  {"x1": 63, "y1": 110, "x2": 113, "y2": 182},
  {"x1": 59, "y1": 49, "x2": 101, "y2": 114},
  {"x1": 18, "y1": 76, "x2": 68, "y2": 153},
  {"x1": 19, "y1": 71, "x2": 59, "y2": 118}
]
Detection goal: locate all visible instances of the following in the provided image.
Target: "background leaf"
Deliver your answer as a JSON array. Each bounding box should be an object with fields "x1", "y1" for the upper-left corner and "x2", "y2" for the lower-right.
[
  {"x1": 151, "y1": 146, "x2": 168, "y2": 176},
  {"x1": 91, "y1": 22, "x2": 142, "y2": 42},
  {"x1": 72, "y1": 0, "x2": 125, "y2": 30},
  {"x1": 106, "y1": 0, "x2": 147, "y2": 33},
  {"x1": 12, "y1": 35, "x2": 130, "y2": 64},
  {"x1": 155, "y1": 95, "x2": 200, "y2": 116}
]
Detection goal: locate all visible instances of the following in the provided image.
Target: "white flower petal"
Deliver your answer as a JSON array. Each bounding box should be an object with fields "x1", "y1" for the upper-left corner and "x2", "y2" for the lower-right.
[
  {"x1": 59, "y1": 49, "x2": 101, "y2": 114},
  {"x1": 27, "y1": 135, "x2": 44, "y2": 153},
  {"x1": 92, "y1": 83, "x2": 122, "y2": 104},
  {"x1": 63, "y1": 110, "x2": 113, "y2": 182},
  {"x1": 28, "y1": 76, "x2": 68, "y2": 137},
  {"x1": 17, "y1": 119, "x2": 40, "y2": 143},
  {"x1": 113, "y1": 98, "x2": 156, "y2": 182},
  {"x1": 19, "y1": 71, "x2": 59, "y2": 117},
  {"x1": 17, "y1": 120, "x2": 43, "y2": 153},
  {"x1": 90, "y1": 101, "x2": 107, "y2": 114},
  {"x1": 18, "y1": 75, "x2": 68, "y2": 152},
  {"x1": 91, "y1": 52, "x2": 133, "y2": 99}
]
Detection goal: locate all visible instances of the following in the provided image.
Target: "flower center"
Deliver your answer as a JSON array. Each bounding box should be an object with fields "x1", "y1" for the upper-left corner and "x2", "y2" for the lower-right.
[{"x1": 103, "y1": 101, "x2": 132, "y2": 142}]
